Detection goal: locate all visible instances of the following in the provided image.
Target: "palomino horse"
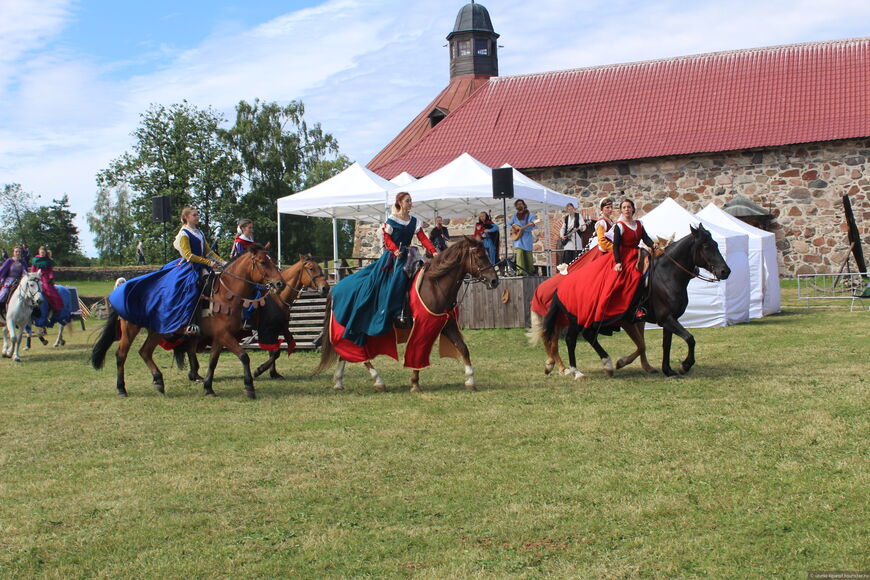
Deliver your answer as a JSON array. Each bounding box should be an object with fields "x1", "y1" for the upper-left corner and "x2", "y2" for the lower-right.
[
  {"x1": 315, "y1": 236, "x2": 499, "y2": 392},
  {"x1": 252, "y1": 254, "x2": 330, "y2": 379},
  {"x1": 537, "y1": 224, "x2": 731, "y2": 377},
  {"x1": 2, "y1": 272, "x2": 43, "y2": 362},
  {"x1": 90, "y1": 245, "x2": 285, "y2": 398}
]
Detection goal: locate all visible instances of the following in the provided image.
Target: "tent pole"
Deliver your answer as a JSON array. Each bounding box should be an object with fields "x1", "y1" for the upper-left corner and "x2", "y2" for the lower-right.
[
  {"x1": 332, "y1": 217, "x2": 339, "y2": 281},
  {"x1": 277, "y1": 211, "x2": 283, "y2": 268},
  {"x1": 543, "y1": 194, "x2": 551, "y2": 277}
]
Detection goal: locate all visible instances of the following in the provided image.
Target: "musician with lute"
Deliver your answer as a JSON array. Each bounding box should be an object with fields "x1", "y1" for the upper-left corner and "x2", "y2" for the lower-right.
[
  {"x1": 509, "y1": 199, "x2": 539, "y2": 275},
  {"x1": 558, "y1": 202, "x2": 589, "y2": 264}
]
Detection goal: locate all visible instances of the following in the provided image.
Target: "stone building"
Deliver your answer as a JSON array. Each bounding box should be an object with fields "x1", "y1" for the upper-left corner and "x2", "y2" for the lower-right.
[{"x1": 361, "y1": 2, "x2": 869, "y2": 276}]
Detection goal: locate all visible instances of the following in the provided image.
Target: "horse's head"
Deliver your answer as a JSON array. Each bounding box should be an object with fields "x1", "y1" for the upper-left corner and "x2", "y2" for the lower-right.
[
  {"x1": 690, "y1": 224, "x2": 731, "y2": 280},
  {"x1": 460, "y1": 235, "x2": 499, "y2": 289},
  {"x1": 21, "y1": 272, "x2": 43, "y2": 308},
  {"x1": 290, "y1": 253, "x2": 329, "y2": 297},
  {"x1": 238, "y1": 245, "x2": 285, "y2": 293}
]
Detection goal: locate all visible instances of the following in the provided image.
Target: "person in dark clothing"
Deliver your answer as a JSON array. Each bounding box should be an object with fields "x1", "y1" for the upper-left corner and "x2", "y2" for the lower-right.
[{"x1": 429, "y1": 216, "x2": 450, "y2": 252}]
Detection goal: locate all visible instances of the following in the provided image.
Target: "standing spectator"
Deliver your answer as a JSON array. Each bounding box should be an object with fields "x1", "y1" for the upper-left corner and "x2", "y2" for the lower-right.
[
  {"x1": 0, "y1": 248, "x2": 7, "y2": 261},
  {"x1": 20, "y1": 244, "x2": 30, "y2": 267},
  {"x1": 136, "y1": 239, "x2": 145, "y2": 264},
  {"x1": 428, "y1": 216, "x2": 450, "y2": 252},
  {"x1": 508, "y1": 199, "x2": 537, "y2": 275}
]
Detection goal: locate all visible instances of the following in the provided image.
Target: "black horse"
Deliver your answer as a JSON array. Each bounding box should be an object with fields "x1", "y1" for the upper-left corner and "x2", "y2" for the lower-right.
[{"x1": 542, "y1": 224, "x2": 731, "y2": 377}]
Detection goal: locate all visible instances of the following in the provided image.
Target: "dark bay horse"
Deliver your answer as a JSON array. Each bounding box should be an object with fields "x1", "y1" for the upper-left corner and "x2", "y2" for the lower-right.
[
  {"x1": 539, "y1": 224, "x2": 731, "y2": 377},
  {"x1": 90, "y1": 245, "x2": 285, "y2": 398},
  {"x1": 251, "y1": 254, "x2": 329, "y2": 379},
  {"x1": 315, "y1": 236, "x2": 499, "y2": 392}
]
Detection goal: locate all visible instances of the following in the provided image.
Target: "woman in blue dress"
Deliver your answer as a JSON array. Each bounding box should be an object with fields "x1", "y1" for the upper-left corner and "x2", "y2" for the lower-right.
[
  {"x1": 473, "y1": 211, "x2": 500, "y2": 266},
  {"x1": 332, "y1": 192, "x2": 438, "y2": 346},
  {"x1": 109, "y1": 206, "x2": 226, "y2": 334}
]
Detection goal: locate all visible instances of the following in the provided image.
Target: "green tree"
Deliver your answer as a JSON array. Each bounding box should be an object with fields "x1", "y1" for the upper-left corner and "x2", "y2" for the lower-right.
[
  {"x1": 18, "y1": 196, "x2": 86, "y2": 265},
  {"x1": 87, "y1": 183, "x2": 136, "y2": 264},
  {"x1": 222, "y1": 99, "x2": 351, "y2": 257},
  {"x1": 0, "y1": 183, "x2": 38, "y2": 247},
  {"x1": 97, "y1": 101, "x2": 240, "y2": 260}
]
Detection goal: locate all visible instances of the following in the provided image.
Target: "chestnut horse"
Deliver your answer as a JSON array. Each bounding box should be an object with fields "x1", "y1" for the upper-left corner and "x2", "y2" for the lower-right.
[
  {"x1": 90, "y1": 245, "x2": 285, "y2": 398},
  {"x1": 534, "y1": 224, "x2": 731, "y2": 377},
  {"x1": 315, "y1": 236, "x2": 499, "y2": 392}
]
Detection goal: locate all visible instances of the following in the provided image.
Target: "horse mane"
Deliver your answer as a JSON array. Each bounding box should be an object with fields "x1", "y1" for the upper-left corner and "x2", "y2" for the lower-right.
[
  {"x1": 223, "y1": 243, "x2": 267, "y2": 269},
  {"x1": 426, "y1": 237, "x2": 483, "y2": 280}
]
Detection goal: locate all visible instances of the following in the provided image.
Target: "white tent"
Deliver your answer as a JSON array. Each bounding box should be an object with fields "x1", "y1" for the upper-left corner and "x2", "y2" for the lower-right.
[
  {"x1": 394, "y1": 153, "x2": 576, "y2": 218},
  {"x1": 641, "y1": 198, "x2": 750, "y2": 328},
  {"x1": 275, "y1": 162, "x2": 392, "y2": 271},
  {"x1": 389, "y1": 171, "x2": 417, "y2": 186},
  {"x1": 697, "y1": 203, "x2": 781, "y2": 317}
]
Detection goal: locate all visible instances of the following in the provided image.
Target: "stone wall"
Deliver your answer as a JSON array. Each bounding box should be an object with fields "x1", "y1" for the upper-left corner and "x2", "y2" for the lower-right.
[
  {"x1": 54, "y1": 265, "x2": 160, "y2": 281},
  {"x1": 526, "y1": 138, "x2": 870, "y2": 276},
  {"x1": 354, "y1": 138, "x2": 869, "y2": 276}
]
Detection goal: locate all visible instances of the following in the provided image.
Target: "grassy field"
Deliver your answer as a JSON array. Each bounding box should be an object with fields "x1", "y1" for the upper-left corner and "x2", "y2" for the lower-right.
[{"x1": 0, "y1": 286, "x2": 866, "y2": 578}]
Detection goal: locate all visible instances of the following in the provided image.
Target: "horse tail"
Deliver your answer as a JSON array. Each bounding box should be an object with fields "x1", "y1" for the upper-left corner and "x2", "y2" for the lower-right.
[
  {"x1": 527, "y1": 311, "x2": 543, "y2": 346},
  {"x1": 542, "y1": 295, "x2": 563, "y2": 344},
  {"x1": 172, "y1": 342, "x2": 188, "y2": 370},
  {"x1": 90, "y1": 309, "x2": 119, "y2": 370},
  {"x1": 313, "y1": 299, "x2": 337, "y2": 375}
]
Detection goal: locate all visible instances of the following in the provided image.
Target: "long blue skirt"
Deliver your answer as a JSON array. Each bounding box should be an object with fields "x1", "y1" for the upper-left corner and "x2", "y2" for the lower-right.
[
  {"x1": 331, "y1": 251, "x2": 410, "y2": 346},
  {"x1": 32, "y1": 284, "x2": 75, "y2": 327},
  {"x1": 109, "y1": 258, "x2": 202, "y2": 334}
]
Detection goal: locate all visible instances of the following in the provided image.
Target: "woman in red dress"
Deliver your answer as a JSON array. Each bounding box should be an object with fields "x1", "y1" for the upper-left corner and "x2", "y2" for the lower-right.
[{"x1": 555, "y1": 198, "x2": 655, "y2": 330}]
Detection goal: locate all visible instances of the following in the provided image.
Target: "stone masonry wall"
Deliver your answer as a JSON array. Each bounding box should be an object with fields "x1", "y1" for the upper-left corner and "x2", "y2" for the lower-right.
[{"x1": 354, "y1": 138, "x2": 869, "y2": 276}]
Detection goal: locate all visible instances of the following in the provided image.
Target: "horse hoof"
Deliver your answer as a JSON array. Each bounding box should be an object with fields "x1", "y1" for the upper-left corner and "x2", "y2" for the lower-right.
[
  {"x1": 374, "y1": 383, "x2": 387, "y2": 393},
  {"x1": 270, "y1": 372, "x2": 284, "y2": 380},
  {"x1": 40, "y1": 338, "x2": 49, "y2": 345},
  {"x1": 560, "y1": 368, "x2": 573, "y2": 377},
  {"x1": 615, "y1": 358, "x2": 627, "y2": 370},
  {"x1": 204, "y1": 391, "x2": 218, "y2": 397},
  {"x1": 465, "y1": 382, "x2": 478, "y2": 391},
  {"x1": 117, "y1": 391, "x2": 128, "y2": 398},
  {"x1": 333, "y1": 384, "x2": 345, "y2": 391},
  {"x1": 154, "y1": 385, "x2": 165, "y2": 394},
  {"x1": 544, "y1": 364, "x2": 554, "y2": 375},
  {"x1": 410, "y1": 385, "x2": 421, "y2": 393},
  {"x1": 573, "y1": 369, "x2": 585, "y2": 380},
  {"x1": 245, "y1": 389, "x2": 256, "y2": 399}
]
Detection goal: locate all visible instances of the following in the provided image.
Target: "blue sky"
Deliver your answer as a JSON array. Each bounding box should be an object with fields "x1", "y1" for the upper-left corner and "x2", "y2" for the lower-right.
[{"x1": 2, "y1": 0, "x2": 869, "y2": 255}]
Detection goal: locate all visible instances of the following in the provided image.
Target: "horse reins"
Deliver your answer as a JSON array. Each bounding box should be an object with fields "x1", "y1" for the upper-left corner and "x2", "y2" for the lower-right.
[{"x1": 662, "y1": 245, "x2": 721, "y2": 283}]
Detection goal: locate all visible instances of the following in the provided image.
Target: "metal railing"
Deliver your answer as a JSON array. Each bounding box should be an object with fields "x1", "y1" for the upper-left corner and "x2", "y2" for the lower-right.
[{"x1": 796, "y1": 273, "x2": 870, "y2": 311}]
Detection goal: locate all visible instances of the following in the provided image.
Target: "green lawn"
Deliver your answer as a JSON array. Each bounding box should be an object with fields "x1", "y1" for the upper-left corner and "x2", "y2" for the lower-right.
[
  {"x1": 53, "y1": 279, "x2": 116, "y2": 298},
  {"x1": 0, "y1": 287, "x2": 866, "y2": 578}
]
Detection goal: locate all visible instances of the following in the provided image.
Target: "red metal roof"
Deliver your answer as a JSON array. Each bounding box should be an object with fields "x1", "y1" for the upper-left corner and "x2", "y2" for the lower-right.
[
  {"x1": 369, "y1": 38, "x2": 870, "y2": 178},
  {"x1": 366, "y1": 74, "x2": 490, "y2": 172}
]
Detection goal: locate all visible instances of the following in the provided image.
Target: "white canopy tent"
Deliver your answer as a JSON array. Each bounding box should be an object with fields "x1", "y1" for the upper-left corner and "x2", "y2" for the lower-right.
[
  {"x1": 389, "y1": 171, "x2": 417, "y2": 186},
  {"x1": 394, "y1": 153, "x2": 576, "y2": 274},
  {"x1": 641, "y1": 198, "x2": 751, "y2": 328},
  {"x1": 697, "y1": 203, "x2": 781, "y2": 317},
  {"x1": 275, "y1": 162, "x2": 392, "y2": 272}
]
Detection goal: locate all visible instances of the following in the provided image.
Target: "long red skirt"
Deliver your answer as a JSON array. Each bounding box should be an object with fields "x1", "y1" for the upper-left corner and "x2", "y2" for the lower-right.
[{"x1": 556, "y1": 247, "x2": 642, "y2": 328}]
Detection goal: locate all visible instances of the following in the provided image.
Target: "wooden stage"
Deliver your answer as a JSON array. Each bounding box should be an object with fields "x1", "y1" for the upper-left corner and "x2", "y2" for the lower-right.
[{"x1": 457, "y1": 275, "x2": 546, "y2": 330}]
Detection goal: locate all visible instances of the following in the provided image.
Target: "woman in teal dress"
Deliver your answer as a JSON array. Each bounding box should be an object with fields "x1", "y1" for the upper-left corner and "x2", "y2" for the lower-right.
[{"x1": 332, "y1": 192, "x2": 438, "y2": 345}]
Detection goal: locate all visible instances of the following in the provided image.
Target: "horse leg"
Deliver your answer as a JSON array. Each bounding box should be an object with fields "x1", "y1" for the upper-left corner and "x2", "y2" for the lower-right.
[
  {"x1": 440, "y1": 318, "x2": 477, "y2": 390},
  {"x1": 115, "y1": 324, "x2": 140, "y2": 397},
  {"x1": 187, "y1": 345, "x2": 204, "y2": 382},
  {"x1": 202, "y1": 340, "x2": 223, "y2": 397},
  {"x1": 54, "y1": 324, "x2": 65, "y2": 347},
  {"x1": 617, "y1": 321, "x2": 658, "y2": 374},
  {"x1": 545, "y1": 331, "x2": 568, "y2": 376},
  {"x1": 660, "y1": 327, "x2": 677, "y2": 377},
  {"x1": 138, "y1": 331, "x2": 165, "y2": 393},
  {"x1": 222, "y1": 334, "x2": 256, "y2": 399},
  {"x1": 11, "y1": 324, "x2": 24, "y2": 362},
  {"x1": 253, "y1": 351, "x2": 281, "y2": 379},
  {"x1": 333, "y1": 359, "x2": 347, "y2": 390},
  {"x1": 561, "y1": 323, "x2": 585, "y2": 380},
  {"x1": 581, "y1": 327, "x2": 613, "y2": 377},
  {"x1": 364, "y1": 361, "x2": 387, "y2": 392},
  {"x1": 410, "y1": 369, "x2": 422, "y2": 392},
  {"x1": 667, "y1": 319, "x2": 696, "y2": 375}
]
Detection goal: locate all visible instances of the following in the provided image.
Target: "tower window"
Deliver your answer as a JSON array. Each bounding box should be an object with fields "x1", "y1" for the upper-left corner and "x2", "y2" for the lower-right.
[
  {"x1": 458, "y1": 40, "x2": 471, "y2": 56},
  {"x1": 475, "y1": 39, "x2": 489, "y2": 56}
]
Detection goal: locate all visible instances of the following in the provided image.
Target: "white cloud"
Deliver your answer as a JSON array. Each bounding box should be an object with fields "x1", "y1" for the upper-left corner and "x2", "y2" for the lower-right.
[{"x1": 2, "y1": 0, "x2": 870, "y2": 255}]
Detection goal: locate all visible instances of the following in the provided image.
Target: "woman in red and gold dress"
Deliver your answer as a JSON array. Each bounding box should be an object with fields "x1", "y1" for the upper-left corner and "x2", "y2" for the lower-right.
[{"x1": 555, "y1": 198, "x2": 655, "y2": 331}]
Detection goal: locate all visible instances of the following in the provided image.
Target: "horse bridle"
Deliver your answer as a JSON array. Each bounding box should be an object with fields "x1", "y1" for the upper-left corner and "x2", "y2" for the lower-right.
[
  {"x1": 274, "y1": 257, "x2": 328, "y2": 309},
  {"x1": 18, "y1": 277, "x2": 42, "y2": 307},
  {"x1": 662, "y1": 242, "x2": 721, "y2": 283},
  {"x1": 218, "y1": 253, "x2": 283, "y2": 294}
]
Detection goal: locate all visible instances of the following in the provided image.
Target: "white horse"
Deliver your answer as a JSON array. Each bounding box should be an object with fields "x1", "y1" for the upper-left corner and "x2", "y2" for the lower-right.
[{"x1": 2, "y1": 272, "x2": 43, "y2": 362}]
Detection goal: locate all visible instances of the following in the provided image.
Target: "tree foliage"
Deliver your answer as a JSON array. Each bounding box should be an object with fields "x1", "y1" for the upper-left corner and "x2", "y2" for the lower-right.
[
  {"x1": 87, "y1": 184, "x2": 136, "y2": 264},
  {"x1": 0, "y1": 186, "x2": 86, "y2": 265},
  {"x1": 90, "y1": 98, "x2": 352, "y2": 263}
]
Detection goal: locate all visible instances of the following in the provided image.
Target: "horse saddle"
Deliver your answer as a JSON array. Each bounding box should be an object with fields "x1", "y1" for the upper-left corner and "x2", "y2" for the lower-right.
[{"x1": 402, "y1": 246, "x2": 424, "y2": 279}]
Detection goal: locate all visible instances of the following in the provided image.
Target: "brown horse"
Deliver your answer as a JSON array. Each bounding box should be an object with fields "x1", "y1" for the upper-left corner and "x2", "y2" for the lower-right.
[
  {"x1": 315, "y1": 236, "x2": 499, "y2": 392},
  {"x1": 251, "y1": 254, "x2": 330, "y2": 379},
  {"x1": 90, "y1": 245, "x2": 285, "y2": 398}
]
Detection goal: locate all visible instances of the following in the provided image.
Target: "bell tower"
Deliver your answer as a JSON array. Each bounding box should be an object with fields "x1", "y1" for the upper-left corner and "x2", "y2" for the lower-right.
[{"x1": 447, "y1": 1, "x2": 499, "y2": 79}]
